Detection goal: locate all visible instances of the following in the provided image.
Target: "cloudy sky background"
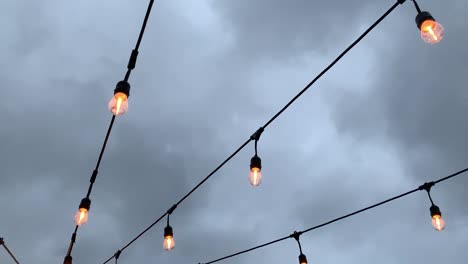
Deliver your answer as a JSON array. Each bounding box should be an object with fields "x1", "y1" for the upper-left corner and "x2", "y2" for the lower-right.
[{"x1": 1, "y1": 0, "x2": 467, "y2": 263}]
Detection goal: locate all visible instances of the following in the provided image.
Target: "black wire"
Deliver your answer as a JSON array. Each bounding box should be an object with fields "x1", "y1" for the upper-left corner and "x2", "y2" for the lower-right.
[
  {"x1": 412, "y1": 0, "x2": 422, "y2": 13},
  {"x1": 66, "y1": 0, "x2": 158, "y2": 259},
  {"x1": 200, "y1": 166, "x2": 468, "y2": 264},
  {"x1": 426, "y1": 190, "x2": 435, "y2": 205},
  {"x1": 101, "y1": 1, "x2": 403, "y2": 262},
  {"x1": 87, "y1": 115, "x2": 116, "y2": 198},
  {"x1": 65, "y1": 116, "x2": 115, "y2": 257},
  {"x1": 135, "y1": 0, "x2": 155, "y2": 52},
  {"x1": 295, "y1": 239, "x2": 303, "y2": 255},
  {"x1": 254, "y1": 140, "x2": 258, "y2": 156},
  {"x1": 1, "y1": 238, "x2": 20, "y2": 264},
  {"x1": 263, "y1": 1, "x2": 400, "y2": 130},
  {"x1": 102, "y1": 139, "x2": 252, "y2": 264},
  {"x1": 124, "y1": 0, "x2": 155, "y2": 82}
]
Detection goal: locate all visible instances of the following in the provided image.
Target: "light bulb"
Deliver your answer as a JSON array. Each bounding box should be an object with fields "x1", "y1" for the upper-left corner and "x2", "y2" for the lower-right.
[
  {"x1": 420, "y1": 20, "x2": 444, "y2": 44},
  {"x1": 249, "y1": 155, "x2": 262, "y2": 187},
  {"x1": 108, "y1": 80, "x2": 131, "y2": 116},
  {"x1": 432, "y1": 215, "x2": 445, "y2": 231},
  {"x1": 163, "y1": 226, "x2": 175, "y2": 251},
  {"x1": 430, "y1": 205, "x2": 445, "y2": 231},
  {"x1": 108, "y1": 92, "x2": 129, "y2": 116},
  {"x1": 415, "y1": 11, "x2": 443, "y2": 44},
  {"x1": 299, "y1": 254, "x2": 308, "y2": 264},
  {"x1": 249, "y1": 167, "x2": 262, "y2": 186},
  {"x1": 75, "y1": 198, "x2": 91, "y2": 226},
  {"x1": 74, "y1": 208, "x2": 89, "y2": 226}
]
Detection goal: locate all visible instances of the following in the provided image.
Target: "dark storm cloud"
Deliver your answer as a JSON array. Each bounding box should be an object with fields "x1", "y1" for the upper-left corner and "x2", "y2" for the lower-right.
[{"x1": 2, "y1": 1, "x2": 467, "y2": 264}]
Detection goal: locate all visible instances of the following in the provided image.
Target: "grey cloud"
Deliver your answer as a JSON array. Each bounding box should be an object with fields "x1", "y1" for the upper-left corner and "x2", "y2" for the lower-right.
[
  {"x1": 209, "y1": 0, "x2": 385, "y2": 61},
  {"x1": 2, "y1": 0, "x2": 467, "y2": 264}
]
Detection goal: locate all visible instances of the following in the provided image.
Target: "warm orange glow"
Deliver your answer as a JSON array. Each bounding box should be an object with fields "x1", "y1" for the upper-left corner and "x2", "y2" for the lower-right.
[
  {"x1": 163, "y1": 235, "x2": 175, "y2": 251},
  {"x1": 420, "y1": 20, "x2": 444, "y2": 44},
  {"x1": 108, "y1": 92, "x2": 129, "y2": 116},
  {"x1": 300, "y1": 262, "x2": 307, "y2": 264},
  {"x1": 249, "y1": 167, "x2": 262, "y2": 186},
  {"x1": 431, "y1": 214, "x2": 445, "y2": 231},
  {"x1": 74, "y1": 208, "x2": 88, "y2": 226}
]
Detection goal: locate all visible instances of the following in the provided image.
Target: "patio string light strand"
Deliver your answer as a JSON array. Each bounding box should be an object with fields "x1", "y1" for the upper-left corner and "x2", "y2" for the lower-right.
[
  {"x1": 99, "y1": 0, "x2": 426, "y2": 263},
  {"x1": 63, "y1": 0, "x2": 158, "y2": 263},
  {"x1": 199, "y1": 167, "x2": 468, "y2": 264}
]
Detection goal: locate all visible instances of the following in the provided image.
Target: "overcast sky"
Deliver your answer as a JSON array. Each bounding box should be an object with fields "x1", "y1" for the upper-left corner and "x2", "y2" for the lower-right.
[{"x1": 1, "y1": 0, "x2": 467, "y2": 263}]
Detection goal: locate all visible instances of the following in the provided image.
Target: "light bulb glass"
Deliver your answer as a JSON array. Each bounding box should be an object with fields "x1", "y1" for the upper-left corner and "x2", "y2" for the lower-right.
[
  {"x1": 431, "y1": 214, "x2": 445, "y2": 231},
  {"x1": 74, "y1": 208, "x2": 88, "y2": 226},
  {"x1": 108, "y1": 92, "x2": 129, "y2": 116},
  {"x1": 249, "y1": 167, "x2": 262, "y2": 186},
  {"x1": 420, "y1": 20, "x2": 444, "y2": 44},
  {"x1": 163, "y1": 235, "x2": 175, "y2": 251}
]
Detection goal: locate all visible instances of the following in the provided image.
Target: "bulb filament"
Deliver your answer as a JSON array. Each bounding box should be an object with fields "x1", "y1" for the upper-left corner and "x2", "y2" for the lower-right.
[
  {"x1": 426, "y1": 25, "x2": 438, "y2": 41},
  {"x1": 251, "y1": 169, "x2": 260, "y2": 184},
  {"x1": 433, "y1": 215, "x2": 443, "y2": 230}
]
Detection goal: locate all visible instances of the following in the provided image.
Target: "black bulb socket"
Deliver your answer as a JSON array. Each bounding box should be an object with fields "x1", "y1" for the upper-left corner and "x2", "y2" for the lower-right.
[
  {"x1": 250, "y1": 155, "x2": 262, "y2": 171},
  {"x1": 430, "y1": 204, "x2": 442, "y2": 218},
  {"x1": 299, "y1": 253, "x2": 308, "y2": 264},
  {"x1": 415, "y1": 11, "x2": 435, "y2": 29},
  {"x1": 164, "y1": 225, "x2": 173, "y2": 238},
  {"x1": 78, "y1": 198, "x2": 91, "y2": 211},
  {"x1": 63, "y1": 255, "x2": 73, "y2": 264},
  {"x1": 114, "y1": 80, "x2": 131, "y2": 98}
]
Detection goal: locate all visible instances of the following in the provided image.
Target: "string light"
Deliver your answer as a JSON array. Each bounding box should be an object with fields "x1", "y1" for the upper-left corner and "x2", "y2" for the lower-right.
[
  {"x1": 109, "y1": 81, "x2": 131, "y2": 116},
  {"x1": 412, "y1": 0, "x2": 444, "y2": 44},
  {"x1": 419, "y1": 182, "x2": 446, "y2": 231},
  {"x1": 62, "y1": 0, "x2": 157, "y2": 262},
  {"x1": 249, "y1": 127, "x2": 264, "y2": 187},
  {"x1": 0, "y1": 237, "x2": 21, "y2": 264},
  {"x1": 163, "y1": 211, "x2": 176, "y2": 251},
  {"x1": 74, "y1": 198, "x2": 91, "y2": 226},
  {"x1": 199, "y1": 167, "x2": 468, "y2": 264},
  {"x1": 101, "y1": 1, "x2": 439, "y2": 262}
]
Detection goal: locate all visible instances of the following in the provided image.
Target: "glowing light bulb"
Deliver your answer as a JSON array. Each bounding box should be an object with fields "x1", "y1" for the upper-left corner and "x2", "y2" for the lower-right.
[
  {"x1": 75, "y1": 198, "x2": 91, "y2": 226},
  {"x1": 431, "y1": 214, "x2": 445, "y2": 231},
  {"x1": 430, "y1": 205, "x2": 445, "y2": 231},
  {"x1": 108, "y1": 80, "x2": 131, "y2": 116},
  {"x1": 163, "y1": 226, "x2": 175, "y2": 251},
  {"x1": 108, "y1": 92, "x2": 129, "y2": 116},
  {"x1": 249, "y1": 167, "x2": 262, "y2": 186},
  {"x1": 249, "y1": 155, "x2": 262, "y2": 187},
  {"x1": 74, "y1": 208, "x2": 89, "y2": 226},
  {"x1": 420, "y1": 20, "x2": 444, "y2": 44},
  {"x1": 415, "y1": 11, "x2": 443, "y2": 44}
]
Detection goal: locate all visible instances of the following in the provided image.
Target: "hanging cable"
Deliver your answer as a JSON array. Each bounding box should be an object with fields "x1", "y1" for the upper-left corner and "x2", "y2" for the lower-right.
[
  {"x1": 0, "y1": 238, "x2": 20, "y2": 264},
  {"x1": 199, "y1": 166, "x2": 468, "y2": 264},
  {"x1": 100, "y1": 1, "x2": 408, "y2": 262},
  {"x1": 63, "y1": 0, "x2": 157, "y2": 263}
]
